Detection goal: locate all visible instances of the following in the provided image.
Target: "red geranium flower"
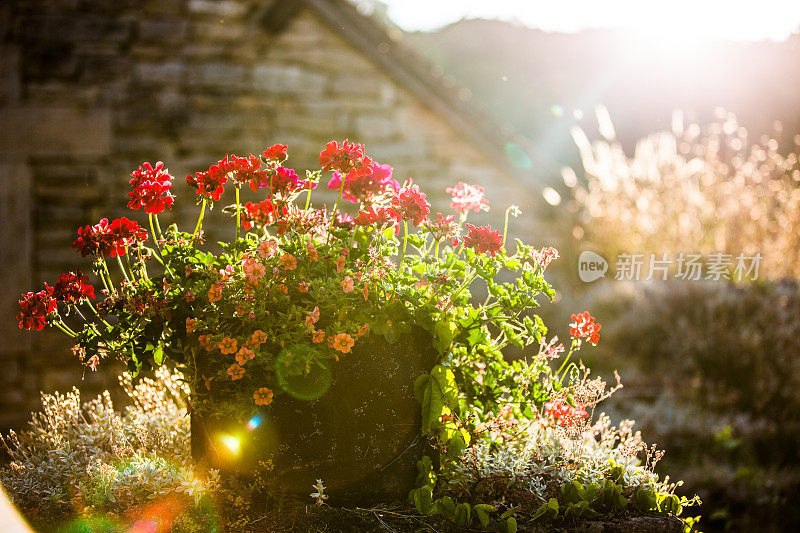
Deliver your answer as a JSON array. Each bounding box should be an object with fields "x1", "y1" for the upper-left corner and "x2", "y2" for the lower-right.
[
  {"x1": 446, "y1": 182, "x2": 489, "y2": 214},
  {"x1": 240, "y1": 199, "x2": 286, "y2": 231},
  {"x1": 326, "y1": 162, "x2": 399, "y2": 204},
  {"x1": 227, "y1": 154, "x2": 270, "y2": 192},
  {"x1": 186, "y1": 156, "x2": 231, "y2": 201},
  {"x1": 17, "y1": 286, "x2": 57, "y2": 331},
  {"x1": 127, "y1": 161, "x2": 174, "y2": 214},
  {"x1": 569, "y1": 311, "x2": 601, "y2": 345},
  {"x1": 318, "y1": 139, "x2": 372, "y2": 174},
  {"x1": 354, "y1": 206, "x2": 398, "y2": 227},
  {"x1": 462, "y1": 223, "x2": 503, "y2": 256},
  {"x1": 263, "y1": 144, "x2": 288, "y2": 162},
  {"x1": 269, "y1": 166, "x2": 315, "y2": 197},
  {"x1": 53, "y1": 271, "x2": 95, "y2": 303},
  {"x1": 545, "y1": 399, "x2": 589, "y2": 427},
  {"x1": 72, "y1": 218, "x2": 147, "y2": 258},
  {"x1": 389, "y1": 179, "x2": 430, "y2": 227}
]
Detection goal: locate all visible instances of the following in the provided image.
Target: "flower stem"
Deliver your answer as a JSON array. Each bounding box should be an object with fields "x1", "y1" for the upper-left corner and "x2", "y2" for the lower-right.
[
  {"x1": 557, "y1": 340, "x2": 580, "y2": 382},
  {"x1": 192, "y1": 198, "x2": 207, "y2": 244},
  {"x1": 84, "y1": 300, "x2": 112, "y2": 329},
  {"x1": 235, "y1": 187, "x2": 241, "y2": 242},
  {"x1": 149, "y1": 214, "x2": 161, "y2": 254},
  {"x1": 53, "y1": 319, "x2": 78, "y2": 338},
  {"x1": 327, "y1": 177, "x2": 346, "y2": 243},
  {"x1": 102, "y1": 261, "x2": 116, "y2": 295},
  {"x1": 398, "y1": 221, "x2": 409, "y2": 272},
  {"x1": 502, "y1": 208, "x2": 510, "y2": 254},
  {"x1": 116, "y1": 255, "x2": 131, "y2": 283}
]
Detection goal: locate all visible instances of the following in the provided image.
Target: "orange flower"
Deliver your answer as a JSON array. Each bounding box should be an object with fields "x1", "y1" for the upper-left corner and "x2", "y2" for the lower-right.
[
  {"x1": 227, "y1": 363, "x2": 245, "y2": 380},
  {"x1": 306, "y1": 241, "x2": 318, "y2": 261},
  {"x1": 312, "y1": 330, "x2": 325, "y2": 343},
  {"x1": 298, "y1": 281, "x2": 310, "y2": 293},
  {"x1": 332, "y1": 333, "x2": 355, "y2": 353},
  {"x1": 356, "y1": 323, "x2": 369, "y2": 338},
  {"x1": 208, "y1": 283, "x2": 223, "y2": 303},
  {"x1": 251, "y1": 330, "x2": 267, "y2": 346},
  {"x1": 185, "y1": 318, "x2": 196, "y2": 334},
  {"x1": 279, "y1": 253, "x2": 297, "y2": 270},
  {"x1": 218, "y1": 336, "x2": 238, "y2": 354},
  {"x1": 236, "y1": 347, "x2": 256, "y2": 365},
  {"x1": 309, "y1": 306, "x2": 320, "y2": 324},
  {"x1": 198, "y1": 334, "x2": 214, "y2": 351},
  {"x1": 254, "y1": 387, "x2": 274, "y2": 406},
  {"x1": 362, "y1": 283, "x2": 369, "y2": 301},
  {"x1": 334, "y1": 255, "x2": 346, "y2": 273},
  {"x1": 341, "y1": 276, "x2": 354, "y2": 293}
]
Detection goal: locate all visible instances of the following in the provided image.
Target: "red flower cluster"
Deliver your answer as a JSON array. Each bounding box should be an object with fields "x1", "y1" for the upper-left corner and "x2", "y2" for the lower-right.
[
  {"x1": 72, "y1": 218, "x2": 148, "y2": 258},
  {"x1": 318, "y1": 139, "x2": 372, "y2": 174},
  {"x1": 240, "y1": 199, "x2": 286, "y2": 231},
  {"x1": 389, "y1": 180, "x2": 430, "y2": 227},
  {"x1": 462, "y1": 223, "x2": 503, "y2": 256},
  {"x1": 326, "y1": 162, "x2": 399, "y2": 204},
  {"x1": 425, "y1": 213, "x2": 460, "y2": 245},
  {"x1": 569, "y1": 311, "x2": 601, "y2": 345},
  {"x1": 17, "y1": 286, "x2": 57, "y2": 331},
  {"x1": 270, "y1": 166, "x2": 315, "y2": 197},
  {"x1": 446, "y1": 182, "x2": 489, "y2": 214},
  {"x1": 53, "y1": 271, "x2": 95, "y2": 303},
  {"x1": 128, "y1": 161, "x2": 174, "y2": 214},
  {"x1": 229, "y1": 154, "x2": 270, "y2": 192},
  {"x1": 263, "y1": 143, "x2": 288, "y2": 162},
  {"x1": 186, "y1": 156, "x2": 230, "y2": 201},
  {"x1": 354, "y1": 206, "x2": 397, "y2": 228},
  {"x1": 545, "y1": 399, "x2": 589, "y2": 427}
]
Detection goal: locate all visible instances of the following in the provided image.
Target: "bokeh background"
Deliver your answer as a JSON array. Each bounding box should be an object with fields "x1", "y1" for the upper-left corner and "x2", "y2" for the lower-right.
[{"x1": 2, "y1": 0, "x2": 799, "y2": 530}]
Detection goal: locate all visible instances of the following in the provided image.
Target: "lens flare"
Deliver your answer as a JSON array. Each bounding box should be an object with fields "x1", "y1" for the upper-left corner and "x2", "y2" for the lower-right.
[
  {"x1": 246, "y1": 415, "x2": 261, "y2": 431},
  {"x1": 219, "y1": 434, "x2": 241, "y2": 456}
]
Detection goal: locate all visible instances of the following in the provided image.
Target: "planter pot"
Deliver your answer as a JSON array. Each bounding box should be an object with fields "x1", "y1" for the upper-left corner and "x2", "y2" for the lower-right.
[{"x1": 190, "y1": 326, "x2": 437, "y2": 505}]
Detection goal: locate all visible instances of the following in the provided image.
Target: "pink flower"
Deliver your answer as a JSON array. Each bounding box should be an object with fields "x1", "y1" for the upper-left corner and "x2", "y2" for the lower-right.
[
  {"x1": 341, "y1": 276, "x2": 354, "y2": 293},
  {"x1": 462, "y1": 223, "x2": 503, "y2": 256},
  {"x1": 243, "y1": 258, "x2": 266, "y2": 281},
  {"x1": 362, "y1": 284, "x2": 369, "y2": 301},
  {"x1": 534, "y1": 247, "x2": 560, "y2": 269},
  {"x1": 326, "y1": 162, "x2": 399, "y2": 204},
  {"x1": 257, "y1": 240, "x2": 278, "y2": 258},
  {"x1": 425, "y1": 213, "x2": 460, "y2": 245},
  {"x1": 446, "y1": 182, "x2": 489, "y2": 214},
  {"x1": 306, "y1": 241, "x2": 318, "y2": 261},
  {"x1": 298, "y1": 281, "x2": 310, "y2": 293},
  {"x1": 236, "y1": 347, "x2": 256, "y2": 365},
  {"x1": 309, "y1": 306, "x2": 320, "y2": 324}
]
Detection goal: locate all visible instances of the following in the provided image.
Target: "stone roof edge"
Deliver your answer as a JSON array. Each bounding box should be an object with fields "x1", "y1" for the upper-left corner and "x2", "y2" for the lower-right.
[{"x1": 260, "y1": 0, "x2": 561, "y2": 189}]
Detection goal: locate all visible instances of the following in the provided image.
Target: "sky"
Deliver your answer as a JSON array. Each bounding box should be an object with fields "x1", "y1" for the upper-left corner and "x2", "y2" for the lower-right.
[{"x1": 378, "y1": 0, "x2": 800, "y2": 41}]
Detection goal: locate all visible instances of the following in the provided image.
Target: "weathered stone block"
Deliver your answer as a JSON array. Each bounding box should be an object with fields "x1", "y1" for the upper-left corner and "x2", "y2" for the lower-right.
[
  {"x1": 253, "y1": 63, "x2": 327, "y2": 96},
  {"x1": 137, "y1": 18, "x2": 189, "y2": 43},
  {"x1": 355, "y1": 114, "x2": 397, "y2": 140},
  {"x1": 188, "y1": 62, "x2": 248, "y2": 88},
  {"x1": 134, "y1": 61, "x2": 185, "y2": 84},
  {"x1": 188, "y1": 0, "x2": 248, "y2": 18},
  {"x1": 0, "y1": 107, "x2": 111, "y2": 157}
]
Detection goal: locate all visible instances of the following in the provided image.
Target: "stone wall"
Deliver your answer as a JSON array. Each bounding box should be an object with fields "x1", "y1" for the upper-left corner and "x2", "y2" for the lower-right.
[{"x1": 0, "y1": 0, "x2": 535, "y2": 428}]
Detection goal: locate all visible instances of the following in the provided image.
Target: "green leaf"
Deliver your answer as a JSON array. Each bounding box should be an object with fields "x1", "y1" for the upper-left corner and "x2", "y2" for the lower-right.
[
  {"x1": 420, "y1": 377, "x2": 444, "y2": 435},
  {"x1": 433, "y1": 321, "x2": 458, "y2": 354},
  {"x1": 415, "y1": 455, "x2": 436, "y2": 488},
  {"x1": 430, "y1": 365, "x2": 458, "y2": 406},
  {"x1": 633, "y1": 487, "x2": 658, "y2": 512},
  {"x1": 410, "y1": 486, "x2": 434, "y2": 515},
  {"x1": 153, "y1": 343, "x2": 164, "y2": 365},
  {"x1": 531, "y1": 498, "x2": 559, "y2": 522},
  {"x1": 413, "y1": 374, "x2": 431, "y2": 404},
  {"x1": 434, "y1": 496, "x2": 456, "y2": 520},
  {"x1": 498, "y1": 516, "x2": 517, "y2": 533},
  {"x1": 454, "y1": 502, "x2": 471, "y2": 527},
  {"x1": 474, "y1": 504, "x2": 496, "y2": 528}
]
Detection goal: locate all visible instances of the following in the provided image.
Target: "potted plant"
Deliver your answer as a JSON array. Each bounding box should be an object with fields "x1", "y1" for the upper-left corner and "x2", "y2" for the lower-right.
[{"x1": 17, "y1": 140, "x2": 697, "y2": 528}]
